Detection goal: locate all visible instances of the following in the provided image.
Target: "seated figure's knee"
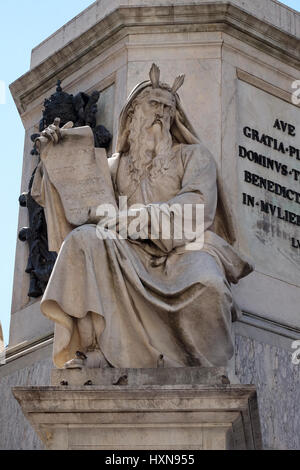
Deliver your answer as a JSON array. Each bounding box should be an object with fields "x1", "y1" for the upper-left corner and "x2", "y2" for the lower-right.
[
  {"x1": 65, "y1": 224, "x2": 104, "y2": 249},
  {"x1": 65, "y1": 224, "x2": 120, "y2": 251},
  {"x1": 67, "y1": 224, "x2": 96, "y2": 241},
  {"x1": 61, "y1": 225, "x2": 116, "y2": 262}
]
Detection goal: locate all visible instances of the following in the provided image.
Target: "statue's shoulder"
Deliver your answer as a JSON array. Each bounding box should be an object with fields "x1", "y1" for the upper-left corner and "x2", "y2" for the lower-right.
[{"x1": 180, "y1": 143, "x2": 216, "y2": 170}]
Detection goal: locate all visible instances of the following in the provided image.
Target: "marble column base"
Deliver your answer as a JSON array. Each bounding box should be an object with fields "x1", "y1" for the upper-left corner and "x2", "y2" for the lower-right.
[{"x1": 12, "y1": 368, "x2": 262, "y2": 450}]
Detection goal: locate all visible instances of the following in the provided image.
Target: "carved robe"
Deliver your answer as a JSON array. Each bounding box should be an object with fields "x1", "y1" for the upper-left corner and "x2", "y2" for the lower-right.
[{"x1": 39, "y1": 142, "x2": 252, "y2": 368}]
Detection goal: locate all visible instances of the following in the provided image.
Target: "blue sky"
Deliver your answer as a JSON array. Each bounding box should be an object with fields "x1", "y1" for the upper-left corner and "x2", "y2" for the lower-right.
[{"x1": 0, "y1": 0, "x2": 299, "y2": 346}]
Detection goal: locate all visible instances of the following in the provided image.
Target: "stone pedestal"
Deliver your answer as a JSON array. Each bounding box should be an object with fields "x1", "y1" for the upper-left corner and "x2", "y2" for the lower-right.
[{"x1": 13, "y1": 368, "x2": 262, "y2": 450}]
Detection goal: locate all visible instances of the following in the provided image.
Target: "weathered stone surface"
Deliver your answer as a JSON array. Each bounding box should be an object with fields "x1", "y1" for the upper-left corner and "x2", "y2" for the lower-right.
[
  {"x1": 1, "y1": 331, "x2": 298, "y2": 450},
  {"x1": 51, "y1": 366, "x2": 228, "y2": 387},
  {"x1": 12, "y1": 384, "x2": 262, "y2": 450},
  {"x1": 9, "y1": 301, "x2": 53, "y2": 348},
  {"x1": 10, "y1": 2, "x2": 300, "y2": 117},
  {"x1": 0, "y1": 357, "x2": 52, "y2": 450},
  {"x1": 30, "y1": 0, "x2": 300, "y2": 70},
  {"x1": 235, "y1": 333, "x2": 300, "y2": 450}
]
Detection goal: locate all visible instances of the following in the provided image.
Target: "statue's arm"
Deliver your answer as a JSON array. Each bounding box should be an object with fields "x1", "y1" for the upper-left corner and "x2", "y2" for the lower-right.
[
  {"x1": 31, "y1": 162, "x2": 45, "y2": 208},
  {"x1": 173, "y1": 143, "x2": 218, "y2": 232}
]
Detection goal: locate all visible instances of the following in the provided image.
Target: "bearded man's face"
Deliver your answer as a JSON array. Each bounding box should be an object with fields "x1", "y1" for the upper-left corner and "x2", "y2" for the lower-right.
[
  {"x1": 136, "y1": 89, "x2": 176, "y2": 148},
  {"x1": 127, "y1": 88, "x2": 175, "y2": 179},
  {"x1": 141, "y1": 89, "x2": 175, "y2": 126}
]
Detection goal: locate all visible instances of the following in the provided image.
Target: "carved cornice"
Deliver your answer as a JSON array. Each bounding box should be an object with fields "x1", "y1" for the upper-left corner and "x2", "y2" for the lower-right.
[
  {"x1": 237, "y1": 69, "x2": 300, "y2": 107},
  {"x1": 10, "y1": 3, "x2": 300, "y2": 115}
]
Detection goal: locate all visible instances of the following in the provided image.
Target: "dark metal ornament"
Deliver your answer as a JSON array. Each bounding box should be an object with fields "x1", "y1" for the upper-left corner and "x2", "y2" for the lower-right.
[
  {"x1": 19, "y1": 80, "x2": 112, "y2": 298},
  {"x1": 39, "y1": 81, "x2": 112, "y2": 149},
  {"x1": 39, "y1": 80, "x2": 77, "y2": 131},
  {"x1": 18, "y1": 169, "x2": 57, "y2": 298}
]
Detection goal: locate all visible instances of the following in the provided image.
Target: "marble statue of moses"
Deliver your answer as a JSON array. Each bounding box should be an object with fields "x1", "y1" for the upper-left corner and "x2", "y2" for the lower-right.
[{"x1": 32, "y1": 65, "x2": 253, "y2": 370}]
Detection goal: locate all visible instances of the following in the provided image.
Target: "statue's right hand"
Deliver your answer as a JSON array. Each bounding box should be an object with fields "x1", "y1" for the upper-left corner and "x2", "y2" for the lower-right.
[{"x1": 41, "y1": 118, "x2": 74, "y2": 145}]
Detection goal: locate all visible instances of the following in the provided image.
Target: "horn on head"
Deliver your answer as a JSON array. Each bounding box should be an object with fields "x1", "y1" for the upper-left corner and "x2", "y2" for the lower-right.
[
  {"x1": 149, "y1": 63, "x2": 160, "y2": 89},
  {"x1": 171, "y1": 75, "x2": 185, "y2": 94}
]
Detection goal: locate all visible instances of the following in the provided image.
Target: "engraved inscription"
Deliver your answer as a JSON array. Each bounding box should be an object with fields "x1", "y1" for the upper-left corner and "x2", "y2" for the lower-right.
[{"x1": 239, "y1": 119, "x2": 300, "y2": 251}]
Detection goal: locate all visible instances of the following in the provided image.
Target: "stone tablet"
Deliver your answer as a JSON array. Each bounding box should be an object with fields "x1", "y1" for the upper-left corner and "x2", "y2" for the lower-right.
[{"x1": 39, "y1": 126, "x2": 116, "y2": 226}]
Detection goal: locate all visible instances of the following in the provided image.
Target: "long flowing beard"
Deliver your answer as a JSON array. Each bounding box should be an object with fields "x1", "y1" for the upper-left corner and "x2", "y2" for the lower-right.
[
  {"x1": 127, "y1": 111, "x2": 173, "y2": 183},
  {"x1": 150, "y1": 125, "x2": 173, "y2": 180}
]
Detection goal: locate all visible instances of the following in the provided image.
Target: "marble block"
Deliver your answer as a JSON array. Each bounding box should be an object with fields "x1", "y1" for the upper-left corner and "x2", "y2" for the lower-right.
[{"x1": 12, "y1": 380, "x2": 262, "y2": 450}]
